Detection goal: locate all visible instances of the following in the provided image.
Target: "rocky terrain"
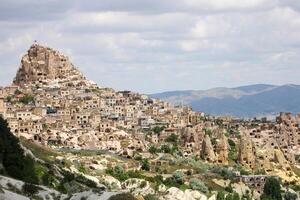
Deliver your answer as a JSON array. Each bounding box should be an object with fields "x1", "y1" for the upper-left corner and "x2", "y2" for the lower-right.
[{"x1": 0, "y1": 44, "x2": 299, "y2": 200}]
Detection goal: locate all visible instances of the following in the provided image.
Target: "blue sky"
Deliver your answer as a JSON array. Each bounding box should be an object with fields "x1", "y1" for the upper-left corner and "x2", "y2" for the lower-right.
[{"x1": 0, "y1": 0, "x2": 300, "y2": 93}]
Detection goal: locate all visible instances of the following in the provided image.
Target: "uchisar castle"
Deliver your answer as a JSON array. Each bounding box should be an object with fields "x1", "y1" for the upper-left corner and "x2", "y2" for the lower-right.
[{"x1": 0, "y1": 44, "x2": 299, "y2": 200}]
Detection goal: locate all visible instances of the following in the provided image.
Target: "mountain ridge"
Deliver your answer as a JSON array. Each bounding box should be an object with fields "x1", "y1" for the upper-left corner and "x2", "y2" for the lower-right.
[{"x1": 150, "y1": 84, "x2": 300, "y2": 118}]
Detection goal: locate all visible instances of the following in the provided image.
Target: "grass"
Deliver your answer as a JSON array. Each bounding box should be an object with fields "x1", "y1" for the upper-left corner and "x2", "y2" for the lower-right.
[{"x1": 20, "y1": 137, "x2": 58, "y2": 162}]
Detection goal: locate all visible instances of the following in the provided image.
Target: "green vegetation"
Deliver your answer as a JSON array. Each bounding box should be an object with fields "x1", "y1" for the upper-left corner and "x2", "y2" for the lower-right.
[
  {"x1": 14, "y1": 89, "x2": 22, "y2": 95},
  {"x1": 19, "y1": 94, "x2": 35, "y2": 104},
  {"x1": 106, "y1": 165, "x2": 144, "y2": 182},
  {"x1": 210, "y1": 167, "x2": 236, "y2": 180},
  {"x1": 217, "y1": 191, "x2": 226, "y2": 200},
  {"x1": 149, "y1": 146, "x2": 158, "y2": 154},
  {"x1": 225, "y1": 192, "x2": 240, "y2": 200},
  {"x1": 22, "y1": 183, "x2": 41, "y2": 197},
  {"x1": 5, "y1": 96, "x2": 12, "y2": 103},
  {"x1": 109, "y1": 193, "x2": 136, "y2": 200},
  {"x1": 189, "y1": 178, "x2": 208, "y2": 193},
  {"x1": 152, "y1": 126, "x2": 165, "y2": 134},
  {"x1": 0, "y1": 117, "x2": 40, "y2": 184},
  {"x1": 144, "y1": 194, "x2": 159, "y2": 200},
  {"x1": 164, "y1": 171, "x2": 189, "y2": 189},
  {"x1": 284, "y1": 191, "x2": 297, "y2": 200},
  {"x1": 141, "y1": 159, "x2": 150, "y2": 171},
  {"x1": 261, "y1": 177, "x2": 282, "y2": 200},
  {"x1": 165, "y1": 133, "x2": 178, "y2": 145},
  {"x1": 20, "y1": 137, "x2": 57, "y2": 163}
]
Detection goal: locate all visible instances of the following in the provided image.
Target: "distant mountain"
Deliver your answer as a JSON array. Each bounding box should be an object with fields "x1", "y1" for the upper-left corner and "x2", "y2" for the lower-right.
[{"x1": 150, "y1": 84, "x2": 300, "y2": 118}]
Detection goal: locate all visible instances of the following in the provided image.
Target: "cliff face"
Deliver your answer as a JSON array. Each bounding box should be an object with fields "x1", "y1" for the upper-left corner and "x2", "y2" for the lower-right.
[
  {"x1": 14, "y1": 44, "x2": 95, "y2": 88},
  {"x1": 238, "y1": 135, "x2": 256, "y2": 170}
]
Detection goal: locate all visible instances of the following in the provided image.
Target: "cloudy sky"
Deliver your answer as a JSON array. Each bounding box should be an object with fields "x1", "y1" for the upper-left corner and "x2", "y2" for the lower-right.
[{"x1": 0, "y1": 0, "x2": 300, "y2": 93}]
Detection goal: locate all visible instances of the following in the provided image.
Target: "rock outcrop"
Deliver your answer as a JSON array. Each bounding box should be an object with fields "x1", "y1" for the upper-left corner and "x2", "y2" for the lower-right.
[
  {"x1": 201, "y1": 134, "x2": 216, "y2": 162},
  {"x1": 238, "y1": 135, "x2": 256, "y2": 170},
  {"x1": 14, "y1": 44, "x2": 96, "y2": 88},
  {"x1": 215, "y1": 134, "x2": 229, "y2": 165}
]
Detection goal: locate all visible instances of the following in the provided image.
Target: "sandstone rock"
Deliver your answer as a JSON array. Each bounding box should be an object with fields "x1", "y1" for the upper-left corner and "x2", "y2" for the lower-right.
[
  {"x1": 122, "y1": 178, "x2": 154, "y2": 197},
  {"x1": 14, "y1": 44, "x2": 95, "y2": 88},
  {"x1": 201, "y1": 134, "x2": 216, "y2": 162},
  {"x1": 215, "y1": 134, "x2": 229, "y2": 165},
  {"x1": 238, "y1": 135, "x2": 256, "y2": 170}
]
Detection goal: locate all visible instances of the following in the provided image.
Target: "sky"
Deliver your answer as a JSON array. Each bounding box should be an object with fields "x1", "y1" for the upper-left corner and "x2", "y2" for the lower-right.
[{"x1": 0, "y1": 0, "x2": 300, "y2": 94}]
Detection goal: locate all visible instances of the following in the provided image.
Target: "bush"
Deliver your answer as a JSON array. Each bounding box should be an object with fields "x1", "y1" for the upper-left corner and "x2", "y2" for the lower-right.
[
  {"x1": 152, "y1": 126, "x2": 165, "y2": 134},
  {"x1": 22, "y1": 183, "x2": 40, "y2": 197},
  {"x1": 144, "y1": 194, "x2": 159, "y2": 200},
  {"x1": 261, "y1": 177, "x2": 282, "y2": 200},
  {"x1": 225, "y1": 192, "x2": 240, "y2": 200},
  {"x1": 284, "y1": 192, "x2": 297, "y2": 200},
  {"x1": 217, "y1": 191, "x2": 226, "y2": 200},
  {"x1": 149, "y1": 146, "x2": 158, "y2": 154},
  {"x1": 165, "y1": 171, "x2": 184, "y2": 187},
  {"x1": 165, "y1": 134, "x2": 178, "y2": 145},
  {"x1": 141, "y1": 159, "x2": 150, "y2": 171},
  {"x1": 19, "y1": 94, "x2": 35, "y2": 104},
  {"x1": 109, "y1": 193, "x2": 136, "y2": 200},
  {"x1": 189, "y1": 178, "x2": 208, "y2": 193},
  {"x1": 211, "y1": 167, "x2": 236, "y2": 180}
]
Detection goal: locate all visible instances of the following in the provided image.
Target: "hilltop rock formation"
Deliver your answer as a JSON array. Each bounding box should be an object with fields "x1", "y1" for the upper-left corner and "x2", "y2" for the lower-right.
[{"x1": 14, "y1": 44, "x2": 96, "y2": 88}]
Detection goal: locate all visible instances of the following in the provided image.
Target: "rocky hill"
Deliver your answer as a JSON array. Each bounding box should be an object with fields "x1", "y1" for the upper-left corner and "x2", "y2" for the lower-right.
[
  {"x1": 150, "y1": 84, "x2": 300, "y2": 118},
  {"x1": 14, "y1": 44, "x2": 96, "y2": 88},
  {"x1": 0, "y1": 44, "x2": 299, "y2": 200}
]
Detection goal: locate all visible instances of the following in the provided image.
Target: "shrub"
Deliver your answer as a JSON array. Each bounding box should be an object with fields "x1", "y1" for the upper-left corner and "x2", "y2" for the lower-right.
[
  {"x1": 140, "y1": 181, "x2": 147, "y2": 188},
  {"x1": 165, "y1": 134, "x2": 178, "y2": 145},
  {"x1": 284, "y1": 192, "x2": 297, "y2": 200},
  {"x1": 149, "y1": 146, "x2": 158, "y2": 154},
  {"x1": 144, "y1": 194, "x2": 159, "y2": 200},
  {"x1": 164, "y1": 171, "x2": 184, "y2": 187},
  {"x1": 189, "y1": 178, "x2": 208, "y2": 193},
  {"x1": 211, "y1": 167, "x2": 236, "y2": 180},
  {"x1": 225, "y1": 192, "x2": 240, "y2": 200},
  {"x1": 152, "y1": 126, "x2": 165, "y2": 134},
  {"x1": 141, "y1": 159, "x2": 150, "y2": 171},
  {"x1": 217, "y1": 191, "x2": 226, "y2": 200},
  {"x1": 19, "y1": 94, "x2": 35, "y2": 104},
  {"x1": 22, "y1": 183, "x2": 40, "y2": 197},
  {"x1": 109, "y1": 193, "x2": 136, "y2": 200},
  {"x1": 261, "y1": 177, "x2": 282, "y2": 200}
]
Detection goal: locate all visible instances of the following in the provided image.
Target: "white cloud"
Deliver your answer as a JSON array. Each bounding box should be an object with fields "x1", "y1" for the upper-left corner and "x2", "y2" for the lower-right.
[{"x1": 0, "y1": 0, "x2": 299, "y2": 93}]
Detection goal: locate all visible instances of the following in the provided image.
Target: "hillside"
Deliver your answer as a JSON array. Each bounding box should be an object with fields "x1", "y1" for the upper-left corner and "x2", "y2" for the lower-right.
[
  {"x1": 0, "y1": 44, "x2": 299, "y2": 200},
  {"x1": 150, "y1": 84, "x2": 300, "y2": 118}
]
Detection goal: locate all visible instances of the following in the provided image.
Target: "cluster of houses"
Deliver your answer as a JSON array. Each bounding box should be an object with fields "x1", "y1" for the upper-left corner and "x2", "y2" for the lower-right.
[{"x1": 0, "y1": 44, "x2": 299, "y2": 191}]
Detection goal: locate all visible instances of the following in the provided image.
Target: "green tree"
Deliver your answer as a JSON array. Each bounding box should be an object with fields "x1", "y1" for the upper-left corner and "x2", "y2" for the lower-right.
[
  {"x1": 19, "y1": 94, "x2": 35, "y2": 104},
  {"x1": 165, "y1": 133, "x2": 178, "y2": 145},
  {"x1": 5, "y1": 96, "x2": 12, "y2": 103},
  {"x1": 152, "y1": 126, "x2": 164, "y2": 134},
  {"x1": 261, "y1": 177, "x2": 282, "y2": 200},
  {"x1": 149, "y1": 146, "x2": 157, "y2": 154},
  {"x1": 217, "y1": 191, "x2": 226, "y2": 200},
  {"x1": 225, "y1": 192, "x2": 240, "y2": 200},
  {"x1": 141, "y1": 159, "x2": 150, "y2": 171}
]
